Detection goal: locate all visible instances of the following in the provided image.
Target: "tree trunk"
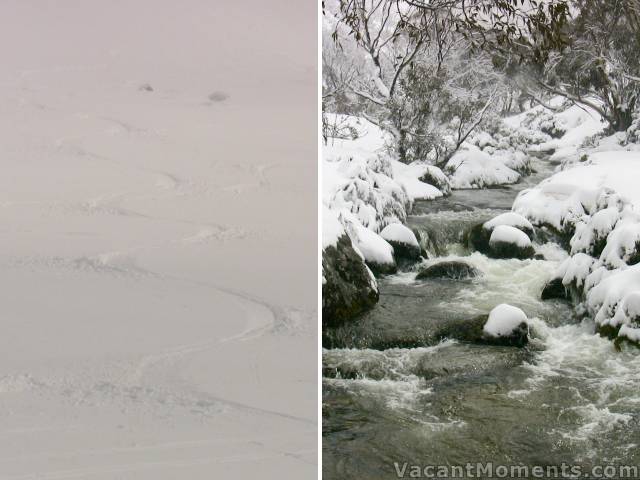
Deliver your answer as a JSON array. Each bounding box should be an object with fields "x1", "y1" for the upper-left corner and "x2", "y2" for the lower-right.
[{"x1": 610, "y1": 106, "x2": 634, "y2": 132}]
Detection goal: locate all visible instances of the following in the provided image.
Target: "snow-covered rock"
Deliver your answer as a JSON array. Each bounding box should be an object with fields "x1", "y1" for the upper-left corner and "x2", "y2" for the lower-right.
[
  {"x1": 483, "y1": 212, "x2": 534, "y2": 238},
  {"x1": 345, "y1": 218, "x2": 396, "y2": 274},
  {"x1": 380, "y1": 223, "x2": 421, "y2": 262},
  {"x1": 490, "y1": 225, "x2": 531, "y2": 248},
  {"x1": 488, "y1": 225, "x2": 535, "y2": 260},
  {"x1": 468, "y1": 217, "x2": 535, "y2": 260},
  {"x1": 322, "y1": 229, "x2": 379, "y2": 328},
  {"x1": 482, "y1": 304, "x2": 529, "y2": 347}
]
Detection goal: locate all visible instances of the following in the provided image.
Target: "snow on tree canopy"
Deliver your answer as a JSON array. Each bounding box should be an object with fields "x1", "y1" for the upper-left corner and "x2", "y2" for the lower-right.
[
  {"x1": 380, "y1": 223, "x2": 419, "y2": 247},
  {"x1": 489, "y1": 225, "x2": 532, "y2": 249},
  {"x1": 483, "y1": 304, "x2": 528, "y2": 338}
]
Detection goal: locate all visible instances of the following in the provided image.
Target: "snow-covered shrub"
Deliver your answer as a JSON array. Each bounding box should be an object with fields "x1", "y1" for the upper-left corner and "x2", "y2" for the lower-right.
[
  {"x1": 327, "y1": 155, "x2": 410, "y2": 231},
  {"x1": 446, "y1": 145, "x2": 520, "y2": 189}
]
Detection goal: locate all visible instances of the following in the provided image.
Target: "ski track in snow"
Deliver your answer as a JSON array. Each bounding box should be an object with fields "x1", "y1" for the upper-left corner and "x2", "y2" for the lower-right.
[{"x1": 0, "y1": 2, "x2": 317, "y2": 475}]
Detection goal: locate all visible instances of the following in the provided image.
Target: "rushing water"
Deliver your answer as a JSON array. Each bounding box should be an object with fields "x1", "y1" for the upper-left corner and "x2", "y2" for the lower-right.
[{"x1": 323, "y1": 156, "x2": 640, "y2": 479}]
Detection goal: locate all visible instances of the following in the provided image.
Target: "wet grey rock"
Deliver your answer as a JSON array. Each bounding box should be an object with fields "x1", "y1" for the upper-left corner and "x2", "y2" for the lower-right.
[
  {"x1": 379, "y1": 224, "x2": 422, "y2": 266},
  {"x1": 541, "y1": 277, "x2": 569, "y2": 300},
  {"x1": 488, "y1": 239, "x2": 535, "y2": 260},
  {"x1": 412, "y1": 227, "x2": 441, "y2": 258},
  {"x1": 436, "y1": 314, "x2": 529, "y2": 348},
  {"x1": 482, "y1": 320, "x2": 529, "y2": 347},
  {"x1": 466, "y1": 223, "x2": 492, "y2": 254},
  {"x1": 436, "y1": 315, "x2": 486, "y2": 343},
  {"x1": 416, "y1": 261, "x2": 479, "y2": 280},
  {"x1": 366, "y1": 259, "x2": 397, "y2": 276},
  {"x1": 387, "y1": 240, "x2": 421, "y2": 263},
  {"x1": 322, "y1": 233, "x2": 379, "y2": 328}
]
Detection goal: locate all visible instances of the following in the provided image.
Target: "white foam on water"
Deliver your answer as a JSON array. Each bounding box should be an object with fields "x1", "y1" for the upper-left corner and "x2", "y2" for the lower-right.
[
  {"x1": 513, "y1": 318, "x2": 640, "y2": 444},
  {"x1": 323, "y1": 377, "x2": 432, "y2": 411},
  {"x1": 386, "y1": 271, "x2": 422, "y2": 285},
  {"x1": 433, "y1": 252, "x2": 561, "y2": 318},
  {"x1": 322, "y1": 342, "x2": 457, "y2": 411}
]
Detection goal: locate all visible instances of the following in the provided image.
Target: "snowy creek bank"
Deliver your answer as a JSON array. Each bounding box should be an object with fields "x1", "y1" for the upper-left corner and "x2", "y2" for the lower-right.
[{"x1": 323, "y1": 151, "x2": 640, "y2": 478}]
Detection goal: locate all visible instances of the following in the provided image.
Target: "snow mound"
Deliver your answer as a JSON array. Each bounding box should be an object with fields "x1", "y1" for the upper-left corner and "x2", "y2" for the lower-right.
[
  {"x1": 540, "y1": 102, "x2": 605, "y2": 163},
  {"x1": 489, "y1": 225, "x2": 531, "y2": 249},
  {"x1": 380, "y1": 223, "x2": 419, "y2": 248},
  {"x1": 446, "y1": 146, "x2": 520, "y2": 189},
  {"x1": 512, "y1": 153, "x2": 639, "y2": 233},
  {"x1": 391, "y1": 161, "x2": 443, "y2": 201},
  {"x1": 483, "y1": 304, "x2": 528, "y2": 338}
]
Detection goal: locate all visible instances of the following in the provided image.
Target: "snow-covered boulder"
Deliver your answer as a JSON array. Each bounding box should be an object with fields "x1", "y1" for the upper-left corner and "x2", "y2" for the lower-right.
[
  {"x1": 467, "y1": 213, "x2": 535, "y2": 259},
  {"x1": 482, "y1": 304, "x2": 529, "y2": 347},
  {"x1": 322, "y1": 212, "x2": 379, "y2": 328},
  {"x1": 435, "y1": 304, "x2": 528, "y2": 346},
  {"x1": 484, "y1": 212, "x2": 534, "y2": 238},
  {"x1": 488, "y1": 225, "x2": 535, "y2": 259},
  {"x1": 380, "y1": 223, "x2": 421, "y2": 262},
  {"x1": 345, "y1": 218, "x2": 397, "y2": 275},
  {"x1": 416, "y1": 260, "x2": 479, "y2": 280}
]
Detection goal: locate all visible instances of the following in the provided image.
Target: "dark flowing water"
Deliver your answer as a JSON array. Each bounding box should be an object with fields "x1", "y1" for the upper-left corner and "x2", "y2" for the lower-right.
[{"x1": 323, "y1": 157, "x2": 640, "y2": 479}]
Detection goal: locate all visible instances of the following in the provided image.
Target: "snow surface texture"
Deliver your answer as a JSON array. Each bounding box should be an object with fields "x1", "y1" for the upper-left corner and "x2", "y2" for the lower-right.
[
  {"x1": 483, "y1": 304, "x2": 528, "y2": 337},
  {"x1": 0, "y1": 1, "x2": 317, "y2": 478}
]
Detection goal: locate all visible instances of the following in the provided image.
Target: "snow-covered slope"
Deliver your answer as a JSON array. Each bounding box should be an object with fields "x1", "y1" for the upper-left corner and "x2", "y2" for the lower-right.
[{"x1": 0, "y1": 1, "x2": 317, "y2": 478}]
